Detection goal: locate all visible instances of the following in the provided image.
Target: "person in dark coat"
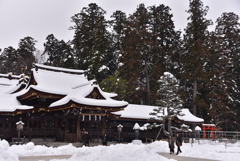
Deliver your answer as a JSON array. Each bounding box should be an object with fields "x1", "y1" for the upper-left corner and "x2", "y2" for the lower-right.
[
  {"x1": 102, "y1": 133, "x2": 108, "y2": 146},
  {"x1": 85, "y1": 131, "x2": 90, "y2": 146},
  {"x1": 168, "y1": 135, "x2": 175, "y2": 154},
  {"x1": 82, "y1": 129, "x2": 89, "y2": 146},
  {"x1": 176, "y1": 133, "x2": 182, "y2": 155}
]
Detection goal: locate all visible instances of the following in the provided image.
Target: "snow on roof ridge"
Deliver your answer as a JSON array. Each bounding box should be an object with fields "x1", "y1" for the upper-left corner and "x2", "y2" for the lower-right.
[
  {"x1": 0, "y1": 73, "x2": 22, "y2": 79},
  {"x1": 102, "y1": 91, "x2": 118, "y2": 98},
  {"x1": 72, "y1": 80, "x2": 94, "y2": 89},
  {"x1": 34, "y1": 63, "x2": 85, "y2": 74}
]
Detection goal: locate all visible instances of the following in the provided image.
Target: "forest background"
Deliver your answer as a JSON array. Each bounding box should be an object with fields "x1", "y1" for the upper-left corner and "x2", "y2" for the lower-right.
[{"x1": 0, "y1": 0, "x2": 239, "y2": 131}]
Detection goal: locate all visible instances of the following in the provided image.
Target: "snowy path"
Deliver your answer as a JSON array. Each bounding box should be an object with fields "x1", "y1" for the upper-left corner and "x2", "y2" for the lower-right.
[
  {"x1": 19, "y1": 153, "x2": 219, "y2": 161},
  {"x1": 19, "y1": 155, "x2": 71, "y2": 161},
  {"x1": 159, "y1": 153, "x2": 219, "y2": 161}
]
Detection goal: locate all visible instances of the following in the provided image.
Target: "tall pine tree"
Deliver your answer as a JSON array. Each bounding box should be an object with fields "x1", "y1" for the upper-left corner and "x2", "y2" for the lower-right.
[
  {"x1": 16, "y1": 36, "x2": 36, "y2": 75},
  {"x1": 70, "y1": 3, "x2": 112, "y2": 81},
  {"x1": 181, "y1": 0, "x2": 212, "y2": 118},
  {"x1": 120, "y1": 4, "x2": 152, "y2": 104},
  {"x1": 214, "y1": 12, "x2": 240, "y2": 130}
]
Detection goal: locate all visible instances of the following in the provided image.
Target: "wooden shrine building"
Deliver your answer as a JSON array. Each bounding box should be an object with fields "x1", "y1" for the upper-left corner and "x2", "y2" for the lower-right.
[{"x1": 0, "y1": 64, "x2": 204, "y2": 143}]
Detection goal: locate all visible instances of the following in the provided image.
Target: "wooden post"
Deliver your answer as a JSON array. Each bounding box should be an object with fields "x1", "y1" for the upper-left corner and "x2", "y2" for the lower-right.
[
  {"x1": 41, "y1": 117, "x2": 46, "y2": 141},
  {"x1": 26, "y1": 118, "x2": 29, "y2": 128},
  {"x1": 64, "y1": 115, "x2": 68, "y2": 142},
  {"x1": 3, "y1": 118, "x2": 6, "y2": 129},
  {"x1": 29, "y1": 128, "x2": 32, "y2": 141},
  {"x1": 101, "y1": 116, "x2": 106, "y2": 136},
  {"x1": 55, "y1": 116, "x2": 58, "y2": 129},
  {"x1": 76, "y1": 115, "x2": 81, "y2": 142},
  {"x1": 44, "y1": 127, "x2": 46, "y2": 141},
  {"x1": 89, "y1": 119, "x2": 92, "y2": 142},
  {"x1": 2, "y1": 118, "x2": 6, "y2": 140}
]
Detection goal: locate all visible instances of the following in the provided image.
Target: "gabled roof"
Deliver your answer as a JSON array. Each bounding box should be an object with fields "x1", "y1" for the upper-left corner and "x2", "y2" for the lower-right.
[
  {"x1": 8, "y1": 64, "x2": 126, "y2": 113},
  {"x1": 112, "y1": 104, "x2": 204, "y2": 123},
  {"x1": 50, "y1": 81, "x2": 128, "y2": 111},
  {"x1": 0, "y1": 64, "x2": 203, "y2": 123},
  {"x1": 17, "y1": 64, "x2": 88, "y2": 96}
]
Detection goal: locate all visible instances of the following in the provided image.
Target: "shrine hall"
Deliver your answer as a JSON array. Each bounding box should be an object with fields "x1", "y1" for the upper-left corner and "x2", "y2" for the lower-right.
[{"x1": 0, "y1": 64, "x2": 204, "y2": 143}]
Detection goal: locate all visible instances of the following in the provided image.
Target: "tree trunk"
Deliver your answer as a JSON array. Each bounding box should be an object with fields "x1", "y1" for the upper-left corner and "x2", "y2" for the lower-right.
[
  {"x1": 193, "y1": 77, "x2": 197, "y2": 129},
  {"x1": 145, "y1": 59, "x2": 150, "y2": 105},
  {"x1": 162, "y1": 119, "x2": 169, "y2": 136},
  {"x1": 193, "y1": 77, "x2": 197, "y2": 116},
  {"x1": 168, "y1": 118, "x2": 172, "y2": 136}
]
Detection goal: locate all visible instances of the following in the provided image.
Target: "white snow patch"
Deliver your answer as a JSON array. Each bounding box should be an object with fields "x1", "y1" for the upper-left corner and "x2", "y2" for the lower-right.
[{"x1": 1, "y1": 139, "x2": 240, "y2": 161}]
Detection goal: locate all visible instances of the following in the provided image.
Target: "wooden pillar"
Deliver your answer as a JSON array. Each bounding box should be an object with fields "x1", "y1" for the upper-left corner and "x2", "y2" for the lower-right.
[
  {"x1": 40, "y1": 116, "x2": 45, "y2": 141},
  {"x1": 64, "y1": 115, "x2": 68, "y2": 142},
  {"x1": 36, "y1": 119, "x2": 40, "y2": 128},
  {"x1": 3, "y1": 118, "x2": 6, "y2": 139},
  {"x1": 29, "y1": 128, "x2": 32, "y2": 141},
  {"x1": 44, "y1": 127, "x2": 46, "y2": 141},
  {"x1": 76, "y1": 115, "x2": 81, "y2": 142},
  {"x1": 54, "y1": 116, "x2": 58, "y2": 129},
  {"x1": 3, "y1": 118, "x2": 6, "y2": 129},
  {"x1": 26, "y1": 118, "x2": 29, "y2": 128},
  {"x1": 89, "y1": 119, "x2": 92, "y2": 141},
  {"x1": 26, "y1": 117, "x2": 31, "y2": 141},
  {"x1": 101, "y1": 116, "x2": 106, "y2": 136}
]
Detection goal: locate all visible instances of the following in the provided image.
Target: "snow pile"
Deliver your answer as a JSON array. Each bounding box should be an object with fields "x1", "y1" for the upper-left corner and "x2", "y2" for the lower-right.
[
  {"x1": 1, "y1": 139, "x2": 240, "y2": 161},
  {"x1": 68, "y1": 142, "x2": 172, "y2": 161},
  {"x1": 180, "y1": 141, "x2": 240, "y2": 161},
  {"x1": 9, "y1": 142, "x2": 77, "y2": 156},
  {"x1": 6, "y1": 141, "x2": 172, "y2": 161},
  {"x1": 0, "y1": 139, "x2": 19, "y2": 161}
]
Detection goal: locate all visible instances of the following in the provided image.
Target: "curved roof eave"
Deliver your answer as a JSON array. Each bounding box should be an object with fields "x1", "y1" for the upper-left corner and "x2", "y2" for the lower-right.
[{"x1": 111, "y1": 104, "x2": 204, "y2": 123}]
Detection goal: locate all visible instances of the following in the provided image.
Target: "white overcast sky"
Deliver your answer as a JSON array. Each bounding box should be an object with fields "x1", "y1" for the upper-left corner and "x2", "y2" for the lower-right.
[{"x1": 0, "y1": 0, "x2": 239, "y2": 50}]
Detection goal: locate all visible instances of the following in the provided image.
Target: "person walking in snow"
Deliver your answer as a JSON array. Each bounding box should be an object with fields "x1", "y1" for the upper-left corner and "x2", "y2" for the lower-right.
[
  {"x1": 168, "y1": 135, "x2": 175, "y2": 154},
  {"x1": 176, "y1": 133, "x2": 182, "y2": 155}
]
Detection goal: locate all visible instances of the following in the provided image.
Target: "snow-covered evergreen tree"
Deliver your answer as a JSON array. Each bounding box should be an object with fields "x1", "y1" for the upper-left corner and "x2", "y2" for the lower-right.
[{"x1": 150, "y1": 72, "x2": 183, "y2": 136}]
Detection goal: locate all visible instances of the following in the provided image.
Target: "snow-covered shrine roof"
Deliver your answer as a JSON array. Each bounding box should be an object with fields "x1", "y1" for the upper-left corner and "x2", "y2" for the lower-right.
[
  {"x1": 112, "y1": 104, "x2": 204, "y2": 123},
  {"x1": 0, "y1": 73, "x2": 26, "y2": 94},
  {"x1": 21, "y1": 64, "x2": 89, "y2": 95},
  {"x1": 178, "y1": 109, "x2": 204, "y2": 123},
  {"x1": 50, "y1": 80, "x2": 128, "y2": 109},
  {"x1": 0, "y1": 64, "x2": 127, "y2": 113},
  {"x1": 0, "y1": 64, "x2": 204, "y2": 122},
  {"x1": 0, "y1": 94, "x2": 33, "y2": 112}
]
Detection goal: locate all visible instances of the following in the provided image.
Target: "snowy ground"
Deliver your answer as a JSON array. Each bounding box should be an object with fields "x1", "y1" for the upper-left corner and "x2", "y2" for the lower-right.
[{"x1": 0, "y1": 139, "x2": 239, "y2": 161}]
